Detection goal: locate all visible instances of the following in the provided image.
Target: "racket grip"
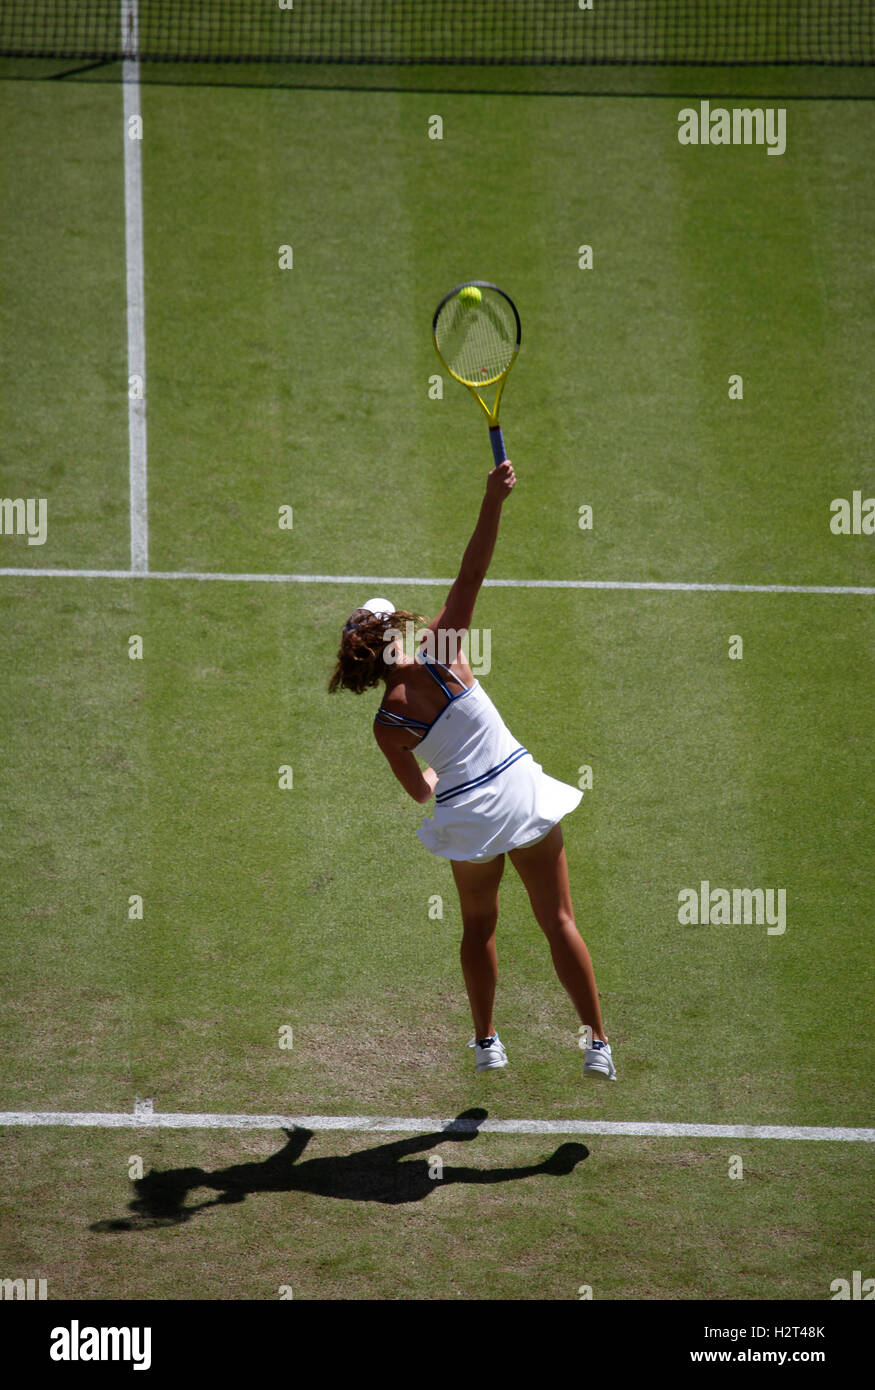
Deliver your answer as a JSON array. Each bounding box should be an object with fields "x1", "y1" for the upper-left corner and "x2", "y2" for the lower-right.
[{"x1": 489, "y1": 426, "x2": 506, "y2": 467}]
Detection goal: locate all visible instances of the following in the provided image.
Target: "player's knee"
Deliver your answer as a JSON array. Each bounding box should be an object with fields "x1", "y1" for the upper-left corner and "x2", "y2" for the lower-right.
[
  {"x1": 461, "y1": 908, "x2": 498, "y2": 939},
  {"x1": 537, "y1": 907, "x2": 575, "y2": 939}
]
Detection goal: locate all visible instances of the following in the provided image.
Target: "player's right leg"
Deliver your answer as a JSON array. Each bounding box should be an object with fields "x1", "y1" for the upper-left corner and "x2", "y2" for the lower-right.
[{"x1": 508, "y1": 823, "x2": 616, "y2": 1079}]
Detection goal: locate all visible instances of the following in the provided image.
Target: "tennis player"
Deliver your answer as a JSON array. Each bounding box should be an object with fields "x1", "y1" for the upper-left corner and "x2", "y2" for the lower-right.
[{"x1": 329, "y1": 460, "x2": 615, "y2": 1080}]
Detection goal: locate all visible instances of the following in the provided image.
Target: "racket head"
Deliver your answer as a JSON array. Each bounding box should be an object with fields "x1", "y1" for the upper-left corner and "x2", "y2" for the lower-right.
[{"x1": 432, "y1": 281, "x2": 521, "y2": 390}]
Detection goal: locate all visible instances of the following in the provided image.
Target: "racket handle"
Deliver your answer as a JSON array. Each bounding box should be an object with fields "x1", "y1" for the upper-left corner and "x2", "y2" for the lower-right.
[{"x1": 489, "y1": 426, "x2": 507, "y2": 467}]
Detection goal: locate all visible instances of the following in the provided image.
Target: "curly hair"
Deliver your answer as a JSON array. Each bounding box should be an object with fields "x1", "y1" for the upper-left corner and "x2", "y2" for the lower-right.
[{"x1": 328, "y1": 609, "x2": 429, "y2": 695}]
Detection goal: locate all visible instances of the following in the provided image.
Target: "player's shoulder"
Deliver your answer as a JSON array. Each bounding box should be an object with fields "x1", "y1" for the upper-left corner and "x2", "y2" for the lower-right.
[
  {"x1": 376, "y1": 680, "x2": 408, "y2": 713},
  {"x1": 439, "y1": 650, "x2": 475, "y2": 688}
]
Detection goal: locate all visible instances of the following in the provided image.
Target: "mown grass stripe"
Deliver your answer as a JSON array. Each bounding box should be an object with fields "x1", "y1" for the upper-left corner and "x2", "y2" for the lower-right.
[{"x1": 122, "y1": 0, "x2": 148, "y2": 572}]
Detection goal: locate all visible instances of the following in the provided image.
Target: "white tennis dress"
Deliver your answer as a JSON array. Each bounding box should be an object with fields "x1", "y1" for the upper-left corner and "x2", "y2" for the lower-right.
[{"x1": 376, "y1": 652, "x2": 582, "y2": 862}]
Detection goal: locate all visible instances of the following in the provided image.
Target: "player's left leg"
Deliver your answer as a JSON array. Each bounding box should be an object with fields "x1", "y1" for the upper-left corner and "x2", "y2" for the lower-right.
[{"x1": 450, "y1": 852, "x2": 505, "y2": 1045}]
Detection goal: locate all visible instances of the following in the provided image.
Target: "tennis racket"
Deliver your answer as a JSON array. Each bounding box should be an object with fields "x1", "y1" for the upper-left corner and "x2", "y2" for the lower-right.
[{"x1": 432, "y1": 281, "x2": 521, "y2": 467}]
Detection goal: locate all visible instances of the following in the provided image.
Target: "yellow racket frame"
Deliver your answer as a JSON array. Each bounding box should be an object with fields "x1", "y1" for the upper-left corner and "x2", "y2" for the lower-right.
[{"x1": 432, "y1": 281, "x2": 521, "y2": 464}]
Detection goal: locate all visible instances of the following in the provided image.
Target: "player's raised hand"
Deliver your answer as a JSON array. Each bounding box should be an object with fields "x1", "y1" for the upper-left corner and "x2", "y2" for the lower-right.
[{"x1": 487, "y1": 459, "x2": 516, "y2": 501}]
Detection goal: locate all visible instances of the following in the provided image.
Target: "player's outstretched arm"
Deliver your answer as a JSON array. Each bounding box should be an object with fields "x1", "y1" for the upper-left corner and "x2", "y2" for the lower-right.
[{"x1": 425, "y1": 461, "x2": 516, "y2": 640}]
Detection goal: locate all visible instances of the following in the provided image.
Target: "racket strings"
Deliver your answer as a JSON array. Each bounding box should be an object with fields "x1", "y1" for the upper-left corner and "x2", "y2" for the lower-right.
[{"x1": 435, "y1": 290, "x2": 517, "y2": 386}]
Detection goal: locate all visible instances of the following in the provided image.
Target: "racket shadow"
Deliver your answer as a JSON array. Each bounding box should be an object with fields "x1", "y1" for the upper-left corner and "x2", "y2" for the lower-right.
[{"x1": 90, "y1": 1109, "x2": 589, "y2": 1229}]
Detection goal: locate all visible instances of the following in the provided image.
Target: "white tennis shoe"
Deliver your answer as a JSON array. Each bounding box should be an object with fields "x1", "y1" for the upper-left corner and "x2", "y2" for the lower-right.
[
  {"x1": 467, "y1": 1034, "x2": 508, "y2": 1072},
  {"x1": 584, "y1": 1038, "x2": 617, "y2": 1080}
]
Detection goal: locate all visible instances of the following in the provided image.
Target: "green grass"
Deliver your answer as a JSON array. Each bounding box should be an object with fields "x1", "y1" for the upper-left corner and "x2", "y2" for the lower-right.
[
  {"x1": 0, "y1": 1127, "x2": 870, "y2": 1300},
  {"x1": 0, "y1": 71, "x2": 872, "y2": 1300}
]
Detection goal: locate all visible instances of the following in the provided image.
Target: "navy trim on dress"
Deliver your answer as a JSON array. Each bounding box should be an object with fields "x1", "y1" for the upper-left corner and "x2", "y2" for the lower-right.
[
  {"x1": 434, "y1": 746, "x2": 529, "y2": 804},
  {"x1": 374, "y1": 708, "x2": 431, "y2": 732}
]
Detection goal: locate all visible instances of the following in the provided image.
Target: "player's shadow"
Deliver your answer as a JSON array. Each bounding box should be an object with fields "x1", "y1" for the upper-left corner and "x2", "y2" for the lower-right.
[{"x1": 91, "y1": 1108, "x2": 588, "y2": 1230}]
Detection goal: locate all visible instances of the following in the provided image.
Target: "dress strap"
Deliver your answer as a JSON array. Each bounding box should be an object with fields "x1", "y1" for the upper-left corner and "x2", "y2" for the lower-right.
[
  {"x1": 374, "y1": 708, "x2": 431, "y2": 733},
  {"x1": 418, "y1": 649, "x2": 471, "y2": 697}
]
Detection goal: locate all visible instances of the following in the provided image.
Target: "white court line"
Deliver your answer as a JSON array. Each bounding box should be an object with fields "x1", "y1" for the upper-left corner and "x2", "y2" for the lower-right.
[
  {"x1": 0, "y1": 1110, "x2": 872, "y2": 1142},
  {"x1": 122, "y1": 0, "x2": 148, "y2": 572},
  {"x1": 0, "y1": 568, "x2": 872, "y2": 596}
]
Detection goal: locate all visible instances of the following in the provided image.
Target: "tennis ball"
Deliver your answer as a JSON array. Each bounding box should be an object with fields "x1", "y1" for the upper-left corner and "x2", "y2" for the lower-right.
[{"x1": 458, "y1": 285, "x2": 482, "y2": 306}]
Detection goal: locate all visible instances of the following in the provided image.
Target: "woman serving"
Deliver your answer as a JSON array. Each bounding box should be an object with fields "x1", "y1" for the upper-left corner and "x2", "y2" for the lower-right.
[{"x1": 329, "y1": 460, "x2": 615, "y2": 1080}]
